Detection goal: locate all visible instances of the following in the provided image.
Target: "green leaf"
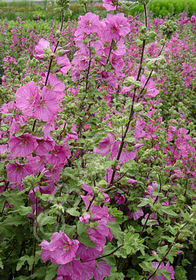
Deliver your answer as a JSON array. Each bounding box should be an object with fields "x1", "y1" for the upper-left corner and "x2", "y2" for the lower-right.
[
  {"x1": 66, "y1": 208, "x2": 80, "y2": 217},
  {"x1": 14, "y1": 277, "x2": 28, "y2": 280},
  {"x1": 110, "y1": 208, "x2": 127, "y2": 223},
  {"x1": 174, "y1": 265, "x2": 187, "y2": 280},
  {"x1": 40, "y1": 194, "x2": 54, "y2": 201},
  {"x1": 0, "y1": 195, "x2": 6, "y2": 211},
  {"x1": 16, "y1": 255, "x2": 29, "y2": 271},
  {"x1": 31, "y1": 267, "x2": 47, "y2": 279},
  {"x1": 37, "y1": 213, "x2": 56, "y2": 226},
  {"x1": 138, "y1": 198, "x2": 152, "y2": 207},
  {"x1": 158, "y1": 268, "x2": 171, "y2": 280},
  {"x1": 27, "y1": 256, "x2": 35, "y2": 271},
  {"x1": 101, "y1": 244, "x2": 116, "y2": 265},
  {"x1": 0, "y1": 190, "x2": 25, "y2": 211},
  {"x1": 18, "y1": 206, "x2": 32, "y2": 216},
  {"x1": 108, "y1": 221, "x2": 124, "y2": 242},
  {"x1": 139, "y1": 261, "x2": 155, "y2": 272},
  {"x1": 107, "y1": 272, "x2": 125, "y2": 280},
  {"x1": 157, "y1": 245, "x2": 168, "y2": 258},
  {"x1": 45, "y1": 264, "x2": 58, "y2": 280},
  {"x1": 59, "y1": 224, "x2": 76, "y2": 239},
  {"x1": 161, "y1": 207, "x2": 177, "y2": 217},
  {"x1": 113, "y1": 246, "x2": 127, "y2": 258},
  {"x1": 103, "y1": 160, "x2": 114, "y2": 170},
  {"x1": 126, "y1": 136, "x2": 135, "y2": 143},
  {"x1": 126, "y1": 268, "x2": 143, "y2": 280},
  {"x1": 0, "y1": 258, "x2": 3, "y2": 269},
  {"x1": 1, "y1": 215, "x2": 26, "y2": 227},
  {"x1": 78, "y1": 232, "x2": 96, "y2": 248},
  {"x1": 77, "y1": 221, "x2": 89, "y2": 235}
]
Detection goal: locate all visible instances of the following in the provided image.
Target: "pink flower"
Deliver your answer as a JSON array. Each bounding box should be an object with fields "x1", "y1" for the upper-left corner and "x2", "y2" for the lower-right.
[
  {"x1": 35, "y1": 137, "x2": 55, "y2": 156},
  {"x1": 57, "y1": 260, "x2": 83, "y2": 278},
  {"x1": 88, "y1": 225, "x2": 107, "y2": 251},
  {"x1": 42, "y1": 165, "x2": 62, "y2": 181},
  {"x1": 174, "y1": 168, "x2": 186, "y2": 178},
  {"x1": 43, "y1": 73, "x2": 65, "y2": 102},
  {"x1": 56, "y1": 54, "x2": 71, "y2": 75},
  {"x1": 90, "y1": 205, "x2": 110, "y2": 222},
  {"x1": 9, "y1": 119, "x2": 20, "y2": 136},
  {"x1": 134, "y1": 118, "x2": 146, "y2": 141},
  {"x1": 80, "y1": 261, "x2": 96, "y2": 280},
  {"x1": 102, "y1": 13, "x2": 130, "y2": 43},
  {"x1": 39, "y1": 231, "x2": 79, "y2": 265},
  {"x1": 75, "y1": 12, "x2": 101, "y2": 36},
  {"x1": 41, "y1": 122, "x2": 55, "y2": 139},
  {"x1": 114, "y1": 192, "x2": 126, "y2": 205},
  {"x1": 166, "y1": 126, "x2": 176, "y2": 142},
  {"x1": 35, "y1": 38, "x2": 50, "y2": 59},
  {"x1": 15, "y1": 81, "x2": 40, "y2": 117},
  {"x1": 105, "y1": 167, "x2": 119, "y2": 183},
  {"x1": 128, "y1": 208, "x2": 144, "y2": 220},
  {"x1": 103, "y1": 0, "x2": 119, "y2": 11},
  {"x1": 174, "y1": 136, "x2": 187, "y2": 157},
  {"x1": 141, "y1": 75, "x2": 159, "y2": 98},
  {"x1": 57, "y1": 260, "x2": 95, "y2": 280},
  {"x1": 94, "y1": 260, "x2": 112, "y2": 280},
  {"x1": 81, "y1": 185, "x2": 109, "y2": 209},
  {"x1": 76, "y1": 243, "x2": 102, "y2": 260},
  {"x1": 8, "y1": 133, "x2": 38, "y2": 158},
  {"x1": 191, "y1": 15, "x2": 196, "y2": 24},
  {"x1": 34, "y1": 87, "x2": 59, "y2": 122},
  {"x1": 26, "y1": 155, "x2": 45, "y2": 173},
  {"x1": 65, "y1": 132, "x2": 78, "y2": 142},
  {"x1": 6, "y1": 161, "x2": 33, "y2": 182},
  {"x1": 37, "y1": 179, "x2": 56, "y2": 195},
  {"x1": 127, "y1": 178, "x2": 138, "y2": 184},
  {"x1": 0, "y1": 144, "x2": 9, "y2": 154},
  {"x1": 93, "y1": 133, "x2": 115, "y2": 156},
  {"x1": 110, "y1": 53, "x2": 124, "y2": 72},
  {"x1": 48, "y1": 145, "x2": 71, "y2": 166},
  {"x1": 79, "y1": 213, "x2": 91, "y2": 223},
  {"x1": 87, "y1": 205, "x2": 112, "y2": 250},
  {"x1": 109, "y1": 141, "x2": 137, "y2": 164}
]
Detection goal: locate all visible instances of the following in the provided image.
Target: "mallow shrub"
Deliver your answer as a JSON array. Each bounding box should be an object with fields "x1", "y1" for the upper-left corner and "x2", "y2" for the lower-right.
[{"x1": 0, "y1": 0, "x2": 195, "y2": 279}]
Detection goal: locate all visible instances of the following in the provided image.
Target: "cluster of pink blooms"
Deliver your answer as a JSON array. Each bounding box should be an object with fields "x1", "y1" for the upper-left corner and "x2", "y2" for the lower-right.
[
  {"x1": 40, "y1": 230, "x2": 112, "y2": 280},
  {"x1": 39, "y1": 188, "x2": 113, "y2": 279},
  {"x1": 1, "y1": 50, "x2": 72, "y2": 213},
  {"x1": 71, "y1": 11, "x2": 130, "y2": 90}
]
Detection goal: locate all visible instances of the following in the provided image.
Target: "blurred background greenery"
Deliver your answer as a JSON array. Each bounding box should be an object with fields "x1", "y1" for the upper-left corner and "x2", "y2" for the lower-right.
[{"x1": 0, "y1": 0, "x2": 195, "y2": 21}]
